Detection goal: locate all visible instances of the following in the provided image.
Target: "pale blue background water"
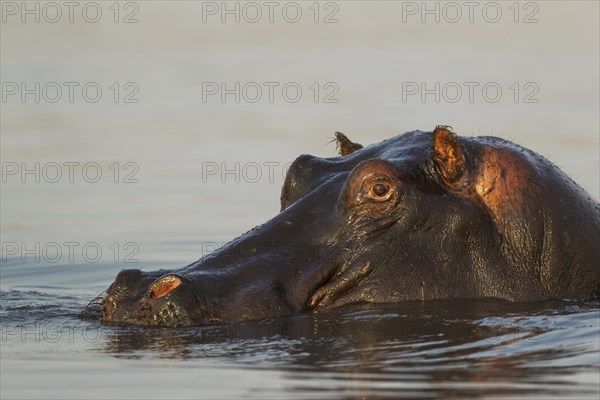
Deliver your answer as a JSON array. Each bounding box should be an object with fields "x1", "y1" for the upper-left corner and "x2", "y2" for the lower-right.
[{"x1": 1, "y1": 1, "x2": 599, "y2": 399}]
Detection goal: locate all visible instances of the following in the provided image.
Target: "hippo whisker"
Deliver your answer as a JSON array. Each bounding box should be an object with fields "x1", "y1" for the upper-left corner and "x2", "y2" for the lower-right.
[{"x1": 80, "y1": 290, "x2": 108, "y2": 319}]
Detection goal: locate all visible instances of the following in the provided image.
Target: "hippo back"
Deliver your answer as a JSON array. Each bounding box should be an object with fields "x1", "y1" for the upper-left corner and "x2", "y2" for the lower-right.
[{"x1": 464, "y1": 136, "x2": 600, "y2": 298}]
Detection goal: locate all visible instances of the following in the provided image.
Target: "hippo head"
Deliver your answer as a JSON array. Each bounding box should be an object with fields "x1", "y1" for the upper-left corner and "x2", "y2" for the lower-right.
[{"x1": 95, "y1": 126, "x2": 600, "y2": 326}]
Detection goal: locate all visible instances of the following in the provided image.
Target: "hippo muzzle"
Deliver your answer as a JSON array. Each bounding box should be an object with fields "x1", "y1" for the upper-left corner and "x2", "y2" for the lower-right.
[{"x1": 101, "y1": 270, "x2": 200, "y2": 326}]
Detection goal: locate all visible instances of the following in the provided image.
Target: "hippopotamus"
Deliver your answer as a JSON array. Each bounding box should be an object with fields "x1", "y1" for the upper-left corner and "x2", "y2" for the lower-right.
[{"x1": 96, "y1": 126, "x2": 600, "y2": 327}]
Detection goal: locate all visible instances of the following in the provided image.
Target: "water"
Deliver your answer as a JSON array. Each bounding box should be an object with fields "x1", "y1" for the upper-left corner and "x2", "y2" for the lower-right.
[
  {"x1": 1, "y1": 1, "x2": 599, "y2": 399},
  {"x1": 2, "y1": 281, "x2": 599, "y2": 399}
]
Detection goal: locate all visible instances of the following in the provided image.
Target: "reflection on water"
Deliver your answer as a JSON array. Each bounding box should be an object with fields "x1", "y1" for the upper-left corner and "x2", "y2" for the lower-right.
[{"x1": 1, "y1": 283, "x2": 598, "y2": 399}]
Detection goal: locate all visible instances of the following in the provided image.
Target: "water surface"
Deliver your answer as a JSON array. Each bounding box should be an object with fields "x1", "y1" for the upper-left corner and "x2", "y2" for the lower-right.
[{"x1": 1, "y1": 272, "x2": 599, "y2": 399}]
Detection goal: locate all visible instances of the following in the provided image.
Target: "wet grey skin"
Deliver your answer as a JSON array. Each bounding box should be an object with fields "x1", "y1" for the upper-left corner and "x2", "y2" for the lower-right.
[{"x1": 95, "y1": 126, "x2": 600, "y2": 327}]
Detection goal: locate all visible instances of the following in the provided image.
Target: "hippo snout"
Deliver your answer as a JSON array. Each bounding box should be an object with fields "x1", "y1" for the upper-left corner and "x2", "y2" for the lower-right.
[
  {"x1": 147, "y1": 275, "x2": 183, "y2": 299},
  {"x1": 101, "y1": 269, "x2": 203, "y2": 327}
]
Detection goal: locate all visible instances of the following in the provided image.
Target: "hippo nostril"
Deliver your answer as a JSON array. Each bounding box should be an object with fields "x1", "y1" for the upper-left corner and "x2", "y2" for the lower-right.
[{"x1": 149, "y1": 275, "x2": 183, "y2": 299}]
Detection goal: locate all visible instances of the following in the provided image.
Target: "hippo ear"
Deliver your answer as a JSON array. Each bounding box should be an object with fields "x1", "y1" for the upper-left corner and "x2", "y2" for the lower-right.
[
  {"x1": 335, "y1": 132, "x2": 363, "y2": 156},
  {"x1": 432, "y1": 125, "x2": 465, "y2": 186}
]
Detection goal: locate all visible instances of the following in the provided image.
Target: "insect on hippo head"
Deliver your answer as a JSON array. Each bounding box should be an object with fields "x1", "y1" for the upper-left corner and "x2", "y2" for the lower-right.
[{"x1": 92, "y1": 126, "x2": 600, "y2": 326}]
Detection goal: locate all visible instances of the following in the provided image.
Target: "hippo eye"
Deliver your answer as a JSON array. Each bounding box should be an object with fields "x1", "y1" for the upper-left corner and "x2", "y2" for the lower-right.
[
  {"x1": 371, "y1": 183, "x2": 390, "y2": 197},
  {"x1": 366, "y1": 181, "x2": 393, "y2": 201},
  {"x1": 372, "y1": 183, "x2": 389, "y2": 197}
]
